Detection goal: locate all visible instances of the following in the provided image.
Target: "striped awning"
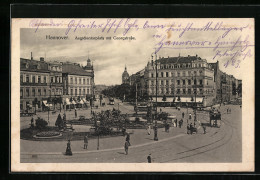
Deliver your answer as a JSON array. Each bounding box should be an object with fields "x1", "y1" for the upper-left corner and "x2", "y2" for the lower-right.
[{"x1": 150, "y1": 97, "x2": 203, "y2": 103}]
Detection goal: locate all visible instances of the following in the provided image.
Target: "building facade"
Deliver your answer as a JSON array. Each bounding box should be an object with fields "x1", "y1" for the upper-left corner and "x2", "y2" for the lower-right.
[
  {"x1": 48, "y1": 61, "x2": 63, "y2": 98},
  {"x1": 20, "y1": 56, "x2": 95, "y2": 112},
  {"x1": 62, "y1": 58, "x2": 94, "y2": 106},
  {"x1": 144, "y1": 55, "x2": 216, "y2": 107},
  {"x1": 210, "y1": 61, "x2": 241, "y2": 103},
  {"x1": 20, "y1": 57, "x2": 50, "y2": 112}
]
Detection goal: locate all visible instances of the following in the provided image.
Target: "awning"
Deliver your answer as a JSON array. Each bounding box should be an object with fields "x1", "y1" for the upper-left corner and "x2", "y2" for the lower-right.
[
  {"x1": 82, "y1": 98, "x2": 87, "y2": 103},
  {"x1": 43, "y1": 100, "x2": 53, "y2": 107},
  {"x1": 151, "y1": 97, "x2": 203, "y2": 103},
  {"x1": 151, "y1": 97, "x2": 174, "y2": 103},
  {"x1": 65, "y1": 98, "x2": 71, "y2": 105},
  {"x1": 71, "y1": 100, "x2": 76, "y2": 105},
  {"x1": 78, "y1": 100, "x2": 84, "y2": 104}
]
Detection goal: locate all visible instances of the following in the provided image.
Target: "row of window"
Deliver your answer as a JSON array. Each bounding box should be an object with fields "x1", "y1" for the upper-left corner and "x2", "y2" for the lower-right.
[
  {"x1": 21, "y1": 74, "x2": 47, "y2": 84},
  {"x1": 20, "y1": 88, "x2": 63, "y2": 98},
  {"x1": 152, "y1": 62, "x2": 208, "y2": 70},
  {"x1": 50, "y1": 76, "x2": 62, "y2": 83},
  {"x1": 70, "y1": 77, "x2": 91, "y2": 85},
  {"x1": 70, "y1": 88, "x2": 90, "y2": 96},
  {"x1": 150, "y1": 88, "x2": 212, "y2": 95},
  {"x1": 150, "y1": 79, "x2": 206, "y2": 86},
  {"x1": 150, "y1": 70, "x2": 203, "y2": 78}
]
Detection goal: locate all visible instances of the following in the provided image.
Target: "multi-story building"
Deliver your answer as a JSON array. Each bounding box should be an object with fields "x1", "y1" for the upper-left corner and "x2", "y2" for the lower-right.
[
  {"x1": 48, "y1": 61, "x2": 63, "y2": 98},
  {"x1": 129, "y1": 68, "x2": 147, "y2": 99},
  {"x1": 20, "y1": 57, "x2": 50, "y2": 112},
  {"x1": 62, "y1": 58, "x2": 94, "y2": 107},
  {"x1": 20, "y1": 55, "x2": 95, "y2": 112},
  {"x1": 210, "y1": 61, "x2": 242, "y2": 103},
  {"x1": 144, "y1": 55, "x2": 215, "y2": 107}
]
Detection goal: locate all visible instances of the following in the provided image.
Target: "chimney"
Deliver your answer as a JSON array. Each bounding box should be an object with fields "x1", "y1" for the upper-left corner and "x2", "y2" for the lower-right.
[
  {"x1": 31, "y1": 52, "x2": 33, "y2": 60},
  {"x1": 40, "y1": 57, "x2": 44, "y2": 62}
]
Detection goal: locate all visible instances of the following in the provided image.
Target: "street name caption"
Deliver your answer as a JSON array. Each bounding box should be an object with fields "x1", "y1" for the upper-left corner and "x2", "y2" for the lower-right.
[{"x1": 46, "y1": 35, "x2": 136, "y2": 41}]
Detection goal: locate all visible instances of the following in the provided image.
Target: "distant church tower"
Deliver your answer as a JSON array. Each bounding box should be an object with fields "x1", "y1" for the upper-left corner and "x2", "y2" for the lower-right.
[{"x1": 122, "y1": 65, "x2": 130, "y2": 84}]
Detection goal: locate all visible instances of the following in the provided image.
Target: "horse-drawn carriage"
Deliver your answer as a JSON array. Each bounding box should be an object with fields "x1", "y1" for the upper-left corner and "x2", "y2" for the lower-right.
[{"x1": 187, "y1": 124, "x2": 198, "y2": 134}]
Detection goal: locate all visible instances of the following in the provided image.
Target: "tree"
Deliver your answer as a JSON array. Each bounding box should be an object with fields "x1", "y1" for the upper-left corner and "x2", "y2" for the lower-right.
[
  {"x1": 55, "y1": 114, "x2": 64, "y2": 129},
  {"x1": 35, "y1": 117, "x2": 48, "y2": 129}
]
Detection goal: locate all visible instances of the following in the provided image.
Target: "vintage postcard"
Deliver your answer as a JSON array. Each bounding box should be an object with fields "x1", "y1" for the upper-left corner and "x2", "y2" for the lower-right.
[{"x1": 11, "y1": 18, "x2": 254, "y2": 172}]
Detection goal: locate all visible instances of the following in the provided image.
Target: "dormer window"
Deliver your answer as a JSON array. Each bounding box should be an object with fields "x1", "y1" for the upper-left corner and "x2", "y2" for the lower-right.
[
  {"x1": 26, "y1": 63, "x2": 29, "y2": 69},
  {"x1": 37, "y1": 63, "x2": 41, "y2": 69}
]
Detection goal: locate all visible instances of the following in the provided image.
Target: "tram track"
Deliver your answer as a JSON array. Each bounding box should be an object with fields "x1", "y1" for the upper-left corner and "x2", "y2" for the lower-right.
[{"x1": 159, "y1": 118, "x2": 235, "y2": 162}]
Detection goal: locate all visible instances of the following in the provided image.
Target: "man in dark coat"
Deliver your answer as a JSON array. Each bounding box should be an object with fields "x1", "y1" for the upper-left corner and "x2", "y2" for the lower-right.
[
  {"x1": 147, "y1": 153, "x2": 152, "y2": 163},
  {"x1": 182, "y1": 112, "x2": 185, "y2": 118},
  {"x1": 124, "y1": 141, "x2": 129, "y2": 155},
  {"x1": 84, "y1": 135, "x2": 88, "y2": 149},
  {"x1": 126, "y1": 133, "x2": 131, "y2": 146}
]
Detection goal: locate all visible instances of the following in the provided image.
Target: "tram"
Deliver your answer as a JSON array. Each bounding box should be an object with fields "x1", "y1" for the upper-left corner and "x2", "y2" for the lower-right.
[{"x1": 209, "y1": 111, "x2": 221, "y2": 128}]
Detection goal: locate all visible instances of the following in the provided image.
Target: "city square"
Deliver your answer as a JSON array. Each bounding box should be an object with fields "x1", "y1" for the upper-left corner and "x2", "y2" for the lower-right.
[
  {"x1": 20, "y1": 96, "x2": 242, "y2": 163},
  {"x1": 17, "y1": 21, "x2": 247, "y2": 166}
]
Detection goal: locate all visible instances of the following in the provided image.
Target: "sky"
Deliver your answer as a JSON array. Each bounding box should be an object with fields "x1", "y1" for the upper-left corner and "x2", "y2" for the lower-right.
[{"x1": 20, "y1": 19, "x2": 251, "y2": 85}]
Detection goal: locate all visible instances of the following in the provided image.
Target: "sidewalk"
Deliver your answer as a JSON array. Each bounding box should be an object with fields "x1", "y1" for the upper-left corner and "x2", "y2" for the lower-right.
[{"x1": 21, "y1": 125, "x2": 194, "y2": 154}]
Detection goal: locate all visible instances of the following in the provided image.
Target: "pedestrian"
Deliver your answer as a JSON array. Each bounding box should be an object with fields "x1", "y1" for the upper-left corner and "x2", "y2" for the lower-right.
[
  {"x1": 203, "y1": 125, "x2": 206, "y2": 134},
  {"x1": 75, "y1": 108, "x2": 77, "y2": 118},
  {"x1": 160, "y1": 108, "x2": 162, "y2": 113},
  {"x1": 164, "y1": 122, "x2": 167, "y2": 132},
  {"x1": 126, "y1": 133, "x2": 131, "y2": 146},
  {"x1": 240, "y1": 105, "x2": 242, "y2": 109},
  {"x1": 227, "y1": 108, "x2": 229, "y2": 114},
  {"x1": 175, "y1": 119, "x2": 178, "y2": 128},
  {"x1": 229, "y1": 108, "x2": 231, "y2": 114},
  {"x1": 189, "y1": 113, "x2": 192, "y2": 120},
  {"x1": 147, "y1": 125, "x2": 151, "y2": 135},
  {"x1": 30, "y1": 117, "x2": 34, "y2": 128},
  {"x1": 179, "y1": 119, "x2": 183, "y2": 128},
  {"x1": 147, "y1": 153, "x2": 152, "y2": 163},
  {"x1": 124, "y1": 141, "x2": 129, "y2": 155},
  {"x1": 187, "y1": 124, "x2": 190, "y2": 134},
  {"x1": 65, "y1": 140, "x2": 72, "y2": 156},
  {"x1": 84, "y1": 135, "x2": 88, "y2": 149},
  {"x1": 190, "y1": 123, "x2": 193, "y2": 135},
  {"x1": 182, "y1": 112, "x2": 185, "y2": 118}
]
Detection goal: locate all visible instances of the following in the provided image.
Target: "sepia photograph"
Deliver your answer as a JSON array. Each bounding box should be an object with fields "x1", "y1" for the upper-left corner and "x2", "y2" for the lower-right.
[{"x1": 11, "y1": 18, "x2": 254, "y2": 172}]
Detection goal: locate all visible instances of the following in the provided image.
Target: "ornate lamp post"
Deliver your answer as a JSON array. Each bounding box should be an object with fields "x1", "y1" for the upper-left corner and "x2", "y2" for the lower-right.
[{"x1": 152, "y1": 52, "x2": 158, "y2": 141}]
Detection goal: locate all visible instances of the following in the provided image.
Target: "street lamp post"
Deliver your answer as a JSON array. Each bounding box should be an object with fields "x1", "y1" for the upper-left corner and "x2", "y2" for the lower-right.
[
  {"x1": 48, "y1": 83, "x2": 52, "y2": 125},
  {"x1": 154, "y1": 52, "x2": 158, "y2": 141},
  {"x1": 97, "y1": 127, "x2": 100, "y2": 150},
  {"x1": 192, "y1": 73, "x2": 197, "y2": 122}
]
